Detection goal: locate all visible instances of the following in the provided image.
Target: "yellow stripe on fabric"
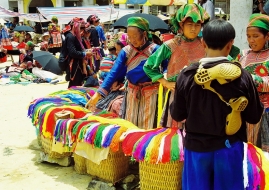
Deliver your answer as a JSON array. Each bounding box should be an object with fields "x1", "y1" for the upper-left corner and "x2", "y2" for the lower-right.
[
  {"x1": 158, "y1": 84, "x2": 163, "y2": 126},
  {"x1": 157, "y1": 84, "x2": 170, "y2": 127}
]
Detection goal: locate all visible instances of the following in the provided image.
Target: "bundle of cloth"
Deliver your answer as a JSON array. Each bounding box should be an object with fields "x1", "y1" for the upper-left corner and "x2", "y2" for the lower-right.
[
  {"x1": 122, "y1": 127, "x2": 184, "y2": 163},
  {"x1": 27, "y1": 86, "x2": 97, "y2": 138},
  {"x1": 53, "y1": 113, "x2": 138, "y2": 153}
]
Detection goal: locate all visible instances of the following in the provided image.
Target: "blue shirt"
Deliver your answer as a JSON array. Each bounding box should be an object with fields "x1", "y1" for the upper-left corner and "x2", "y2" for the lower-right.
[
  {"x1": 97, "y1": 43, "x2": 167, "y2": 96},
  {"x1": 95, "y1": 25, "x2": 106, "y2": 42}
]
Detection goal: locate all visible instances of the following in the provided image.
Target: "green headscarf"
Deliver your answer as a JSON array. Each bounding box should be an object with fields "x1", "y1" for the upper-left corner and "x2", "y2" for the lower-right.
[
  {"x1": 26, "y1": 41, "x2": 35, "y2": 48},
  {"x1": 51, "y1": 16, "x2": 58, "y2": 24},
  {"x1": 127, "y1": 17, "x2": 152, "y2": 40},
  {"x1": 171, "y1": 3, "x2": 210, "y2": 33},
  {"x1": 248, "y1": 13, "x2": 269, "y2": 31}
]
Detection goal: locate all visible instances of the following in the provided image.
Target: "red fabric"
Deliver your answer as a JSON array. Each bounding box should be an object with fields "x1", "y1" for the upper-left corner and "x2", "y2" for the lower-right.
[
  {"x1": 3, "y1": 45, "x2": 12, "y2": 50},
  {"x1": 17, "y1": 42, "x2": 26, "y2": 49},
  {"x1": 0, "y1": 55, "x2": 7, "y2": 63},
  {"x1": 161, "y1": 130, "x2": 175, "y2": 163},
  {"x1": 44, "y1": 107, "x2": 88, "y2": 137}
]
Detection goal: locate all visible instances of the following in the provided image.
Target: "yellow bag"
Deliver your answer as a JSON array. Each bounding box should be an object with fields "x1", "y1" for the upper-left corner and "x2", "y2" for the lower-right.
[
  {"x1": 114, "y1": 0, "x2": 127, "y2": 3},
  {"x1": 149, "y1": 0, "x2": 173, "y2": 5}
]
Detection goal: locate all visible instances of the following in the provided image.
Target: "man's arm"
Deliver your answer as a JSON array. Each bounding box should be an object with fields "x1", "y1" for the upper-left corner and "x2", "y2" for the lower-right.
[{"x1": 258, "y1": 1, "x2": 269, "y2": 14}]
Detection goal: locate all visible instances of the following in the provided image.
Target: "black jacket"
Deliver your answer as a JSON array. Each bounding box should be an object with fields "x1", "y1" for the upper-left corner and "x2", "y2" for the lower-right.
[{"x1": 170, "y1": 59, "x2": 264, "y2": 152}]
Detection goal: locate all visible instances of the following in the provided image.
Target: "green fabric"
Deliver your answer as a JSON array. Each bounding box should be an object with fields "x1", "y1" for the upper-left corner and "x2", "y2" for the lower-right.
[
  {"x1": 171, "y1": 3, "x2": 210, "y2": 33},
  {"x1": 229, "y1": 45, "x2": 240, "y2": 60},
  {"x1": 144, "y1": 43, "x2": 172, "y2": 82},
  {"x1": 127, "y1": 17, "x2": 152, "y2": 40},
  {"x1": 248, "y1": 13, "x2": 269, "y2": 31}
]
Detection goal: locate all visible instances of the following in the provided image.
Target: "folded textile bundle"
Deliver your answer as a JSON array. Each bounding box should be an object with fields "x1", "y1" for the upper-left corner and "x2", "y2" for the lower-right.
[
  {"x1": 122, "y1": 127, "x2": 184, "y2": 163},
  {"x1": 49, "y1": 86, "x2": 97, "y2": 106},
  {"x1": 54, "y1": 114, "x2": 137, "y2": 152},
  {"x1": 245, "y1": 142, "x2": 269, "y2": 190}
]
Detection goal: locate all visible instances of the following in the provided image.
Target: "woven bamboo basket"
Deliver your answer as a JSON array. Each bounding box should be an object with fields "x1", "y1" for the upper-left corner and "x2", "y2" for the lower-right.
[
  {"x1": 41, "y1": 135, "x2": 73, "y2": 159},
  {"x1": 73, "y1": 153, "x2": 87, "y2": 174},
  {"x1": 139, "y1": 161, "x2": 184, "y2": 190},
  {"x1": 86, "y1": 148, "x2": 130, "y2": 183}
]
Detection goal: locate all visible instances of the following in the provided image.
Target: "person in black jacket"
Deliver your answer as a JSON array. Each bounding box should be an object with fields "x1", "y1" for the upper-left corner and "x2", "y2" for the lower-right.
[
  {"x1": 64, "y1": 17, "x2": 92, "y2": 88},
  {"x1": 87, "y1": 15, "x2": 101, "y2": 73},
  {"x1": 170, "y1": 19, "x2": 263, "y2": 190}
]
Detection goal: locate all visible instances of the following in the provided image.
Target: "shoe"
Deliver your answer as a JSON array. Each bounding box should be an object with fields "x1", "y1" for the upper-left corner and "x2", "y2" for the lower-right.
[
  {"x1": 225, "y1": 96, "x2": 248, "y2": 135},
  {"x1": 195, "y1": 63, "x2": 241, "y2": 85}
]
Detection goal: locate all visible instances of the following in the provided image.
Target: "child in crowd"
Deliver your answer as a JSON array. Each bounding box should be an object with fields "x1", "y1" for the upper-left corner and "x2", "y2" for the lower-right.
[
  {"x1": 40, "y1": 32, "x2": 50, "y2": 51},
  {"x1": 25, "y1": 33, "x2": 32, "y2": 43},
  {"x1": 144, "y1": 3, "x2": 209, "y2": 128},
  {"x1": 170, "y1": 19, "x2": 263, "y2": 190},
  {"x1": 18, "y1": 41, "x2": 35, "y2": 70},
  {"x1": 98, "y1": 45, "x2": 117, "y2": 82}
]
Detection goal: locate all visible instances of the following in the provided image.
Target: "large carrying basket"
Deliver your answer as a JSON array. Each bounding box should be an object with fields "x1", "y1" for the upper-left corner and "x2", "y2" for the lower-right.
[
  {"x1": 74, "y1": 145, "x2": 130, "y2": 183},
  {"x1": 86, "y1": 148, "x2": 130, "y2": 184},
  {"x1": 139, "y1": 161, "x2": 184, "y2": 190},
  {"x1": 73, "y1": 153, "x2": 87, "y2": 174},
  {"x1": 41, "y1": 135, "x2": 73, "y2": 159}
]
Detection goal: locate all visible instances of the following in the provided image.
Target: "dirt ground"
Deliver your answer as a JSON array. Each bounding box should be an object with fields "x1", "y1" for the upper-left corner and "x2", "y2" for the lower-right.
[{"x1": 0, "y1": 56, "x2": 91, "y2": 190}]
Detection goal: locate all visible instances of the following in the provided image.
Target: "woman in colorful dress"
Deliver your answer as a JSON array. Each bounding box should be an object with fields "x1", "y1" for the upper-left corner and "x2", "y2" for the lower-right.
[
  {"x1": 144, "y1": 3, "x2": 209, "y2": 128},
  {"x1": 48, "y1": 16, "x2": 62, "y2": 55},
  {"x1": 86, "y1": 17, "x2": 167, "y2": 129},
  {"x1": 240, "y1": 13, "x2": 269, "y2": 153}
]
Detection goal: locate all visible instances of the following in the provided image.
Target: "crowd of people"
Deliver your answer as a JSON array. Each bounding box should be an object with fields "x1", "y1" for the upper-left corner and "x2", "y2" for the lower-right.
[{"x1": 1, "y1": 2, "x2": 269, "y2": 189}]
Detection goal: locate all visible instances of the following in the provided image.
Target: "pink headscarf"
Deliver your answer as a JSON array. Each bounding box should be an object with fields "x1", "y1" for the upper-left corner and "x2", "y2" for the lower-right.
[
  {"x1": 119, "y1": 33, "x2": 128, "y2": 47},
  {"x1": 71, "y1": 17, "x2": 86, "y2": 50}
]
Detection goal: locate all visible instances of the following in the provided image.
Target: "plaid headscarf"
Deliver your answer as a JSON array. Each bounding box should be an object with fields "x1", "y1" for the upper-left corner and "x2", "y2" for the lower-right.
[
  {"x1": 248, "y1": 13, "x2": 269, "y2": 32},
  {"x1": 127, "y1": 17, "x2": 152, "y2": 40},
  {"x1": 171, "y1": 3, "x2": 210, "y2": 33}
]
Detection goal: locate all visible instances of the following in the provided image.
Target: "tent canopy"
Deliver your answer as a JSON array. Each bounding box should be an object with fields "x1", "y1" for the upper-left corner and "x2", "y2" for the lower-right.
[
  {"x1": 0, "y1": 6, "x2": 48, "y2": 22},
  {"x1": 37, "y1": 6, "x2": 140, "y2": 24}
]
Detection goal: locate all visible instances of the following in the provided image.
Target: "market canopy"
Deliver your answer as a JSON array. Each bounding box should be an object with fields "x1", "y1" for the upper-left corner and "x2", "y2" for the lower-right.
[
  {"x1": 0, "y1": 6, "x2": 48, "y2": 22},
  {"x1": 0, "y1": 6, "x2": 20, "y2": 18},
  {"x1": 37, "y1": 6, "x2": 140, "y2": 24}
]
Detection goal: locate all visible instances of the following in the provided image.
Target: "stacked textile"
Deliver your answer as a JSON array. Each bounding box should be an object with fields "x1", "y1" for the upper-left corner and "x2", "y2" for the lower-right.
[
  {"x1": 122, "y1": 127, "x2": 184, "y2": 163},
  {"x1": 27, "y1": 86, "x2": 97, "y2": 138},
  {"x1": 245, "y1": 143, "x2": 269, "y2": 190},
  {"x1": 54, "y1": 114, "x2": 138, "y2": 152}
]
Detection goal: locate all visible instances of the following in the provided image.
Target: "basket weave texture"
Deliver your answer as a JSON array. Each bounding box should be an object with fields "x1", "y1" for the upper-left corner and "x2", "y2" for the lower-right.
[
  {"x1": 85, "y1": 148, "x2": 130, "y2": 183},
  {"x1": 73, "y1": 153, "x2": 87, "y2": 174},
  {"x1": 139, "y1": 161, "x2": 184, "y2": 190},
  {"x1": 41, "y1": 135, "x2": 73, "y2": 159}
]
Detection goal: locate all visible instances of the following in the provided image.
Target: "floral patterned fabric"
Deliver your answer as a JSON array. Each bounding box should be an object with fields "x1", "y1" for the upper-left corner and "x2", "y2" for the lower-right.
[{"x1": 240, "y1": 49, "x2": 269, "y2": 152}]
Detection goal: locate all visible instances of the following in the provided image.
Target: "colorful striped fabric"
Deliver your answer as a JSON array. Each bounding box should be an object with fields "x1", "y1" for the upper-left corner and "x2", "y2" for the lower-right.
[{"x1": 100, "y1": 54, "x2": 117, "y2": 70}]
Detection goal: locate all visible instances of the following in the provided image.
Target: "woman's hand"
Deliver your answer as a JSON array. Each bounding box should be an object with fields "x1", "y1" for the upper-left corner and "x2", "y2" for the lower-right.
[
  {"x1": 111, "y1": 81, "x2": 121, "y2": 91},
  {"x1": 85, "y1": 92, "x2": 101, "y2": 112},
  {"x1": 158, "y1": 78, "x2": 176, "y2": 91},
  {"x1": 85, "y1": 49, "x2": 93, "y2": 57}
]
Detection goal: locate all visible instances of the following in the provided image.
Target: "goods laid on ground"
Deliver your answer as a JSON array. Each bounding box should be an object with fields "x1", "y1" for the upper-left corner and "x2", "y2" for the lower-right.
[{"x1": 27, "y1": 86, "x2": 269, "y2": 189}]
